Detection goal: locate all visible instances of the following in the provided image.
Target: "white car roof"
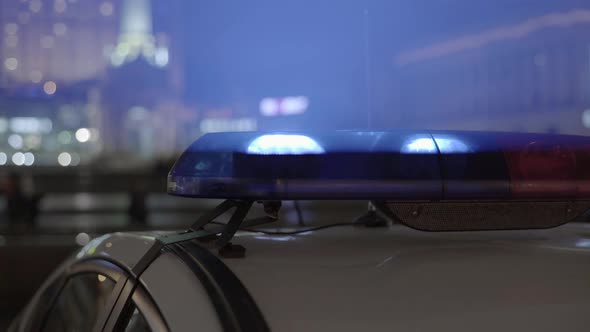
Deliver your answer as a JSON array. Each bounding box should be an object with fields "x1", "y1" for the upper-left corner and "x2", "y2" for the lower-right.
[
  {"x1": 223, "y1": 223, "x2": 590, "y2": 332},
  {"x1": 78, "y1": 223, "x2": 590, "y2": 331}
]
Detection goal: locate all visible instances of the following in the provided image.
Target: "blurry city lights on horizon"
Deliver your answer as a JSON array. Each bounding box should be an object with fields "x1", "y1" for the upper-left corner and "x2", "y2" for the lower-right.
[
  {"x1": 10, "y1": 117, "x2": 53, "y2": 134},
  {"x1": 4, "y1": 57, "x2": 18, "y2": 71},
  {"x1": 0, "y1": 153, "x2": 7, "y2": 166},
  {"x1": 200, "y1": 118, "x2": 257, "y2": 134},
  {"x1": 43, "y1": 81, "x2": 57, "y2": 95},
  {"x1": 260, "y1": 96, "x2": 309, "y2": 116},
  {"x1": 12, "y1": 152, "x2": 25, "y2": 166},
  {"x1": 23, "y1": 152, "x2": 35, "y2": 166},
  {"x1": 75, "y1": 128, "x2": 91, "y2": 143},
  {"x1": 58, "y1": 152, "x2": 72, "y2": 166}
]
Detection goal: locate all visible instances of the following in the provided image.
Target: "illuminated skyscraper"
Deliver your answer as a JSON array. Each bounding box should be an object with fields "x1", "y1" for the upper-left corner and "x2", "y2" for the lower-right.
[{"x1": 109, "y1": 0, "x2": 169, "y2": 68}]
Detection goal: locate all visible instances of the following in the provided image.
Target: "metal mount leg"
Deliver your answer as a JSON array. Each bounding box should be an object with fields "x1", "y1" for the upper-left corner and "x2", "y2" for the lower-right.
[
  {"x1": 187, "y1": 199, "x2": 282, "y2": 256},
  {"x1": 353, "y1": 201, "x2": 388, "y2": 227}
]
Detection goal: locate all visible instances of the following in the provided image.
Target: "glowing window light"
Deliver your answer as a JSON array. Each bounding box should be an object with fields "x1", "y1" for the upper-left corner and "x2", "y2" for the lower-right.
[
  {"x1": 10, "y1": 117, "x2": 52, "y2": 134},
  {"x1": 43, "y1": 81, "x2": 57, "y2": 95},
  {"x1": 12, "y1": 152, "x2": 25, "y2": 166},
  {"x1": 58, "y1": 152, "x2": 72, "y2": 166},
  {"x1": 154, "y1": 47, "x2": 169, "y2": 67},
  {"x1": 75, "y1": 128, "x2": 91, "y2": 143},
  {"x1": 401, "y1": 137, "x2": 438, "y2": 154},
  {"x1": 23, "y1": 152, "x2": 34, "y2": 166},
  {"x1": 4, "y1": 57, "x2": 18, "y2": 71},
  {"x1": 247, "y1": 134, "x2": 325, "y2": 155},
  {"x1": 0, "y1": 153, "x2": 7, "y2": 165}
]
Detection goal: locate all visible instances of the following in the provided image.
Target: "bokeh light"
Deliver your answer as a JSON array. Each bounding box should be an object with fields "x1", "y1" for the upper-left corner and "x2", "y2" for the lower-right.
[
  {"x1": 12, "y1": 152, "x2": 25, "y2": 166},
  {"x1": 75, "y1": 128, "x2": 91, "y2": 142},
  {"x1": 4, "y1": 57, "x2": 18, "y2": 71},
  {"x1": 58, "y1": 152, "x2": 72, "y2": 166},
  {"x1": 43, "y1": 81, "x2": 57, "y2": 95},
  {"x1": 99, "y1": 2, "x2": 114, "y2": 16}
]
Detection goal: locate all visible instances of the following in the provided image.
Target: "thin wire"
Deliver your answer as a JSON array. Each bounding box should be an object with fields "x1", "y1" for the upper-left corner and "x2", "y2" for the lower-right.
[{"x1": 210, "y1": 221, "x2": 361, "y2": 236}]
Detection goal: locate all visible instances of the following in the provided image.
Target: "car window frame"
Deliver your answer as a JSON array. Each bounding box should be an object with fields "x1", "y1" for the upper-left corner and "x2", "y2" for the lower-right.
[
  {"x1": 105, "y1": 278, "x2": 169, "y2": 332},
  {"x1": 105, "y1": 240, "x2": 269, "y2": 332},
  {"x1": 129, "y1": 288, "x2": 169, "y2": 332},
  {"x1": 19, "y1": 257, "x2": 125, "y2": 332}
]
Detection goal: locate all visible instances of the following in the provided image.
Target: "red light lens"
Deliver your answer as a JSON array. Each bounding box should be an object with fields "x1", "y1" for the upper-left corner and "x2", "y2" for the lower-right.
[{"x1": 504, "y1": 138, "x2": 578, "y2": 198}]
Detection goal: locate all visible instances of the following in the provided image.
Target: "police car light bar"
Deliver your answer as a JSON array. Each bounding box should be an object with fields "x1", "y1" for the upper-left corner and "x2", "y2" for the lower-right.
[{"x1": 168, "y1": 130, "x2": 590, "y2": 233}]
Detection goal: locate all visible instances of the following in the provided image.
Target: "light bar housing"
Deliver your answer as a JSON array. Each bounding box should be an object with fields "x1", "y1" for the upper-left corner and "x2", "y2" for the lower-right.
[
  {"x1": 168, "y1": 130, "x2": 590, "y2": 231},
  {"x1": 168, "y1": 130, "x2": 590, "y2": 201}
]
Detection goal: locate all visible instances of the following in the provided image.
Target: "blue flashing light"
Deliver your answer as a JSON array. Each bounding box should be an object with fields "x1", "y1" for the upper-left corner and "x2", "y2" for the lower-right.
[
  {"x1": 401, "y1": 137, "x2": 438, "y2": 154},
  {"x1": 247, "y1": 134, "x2": 325, "y2": 155},
  {"x1": 434, "y1": 137, "x2": 471, "y2": 153},
  {"x1": 168, "y1": 130, "x2": 590, "y2": 200}
]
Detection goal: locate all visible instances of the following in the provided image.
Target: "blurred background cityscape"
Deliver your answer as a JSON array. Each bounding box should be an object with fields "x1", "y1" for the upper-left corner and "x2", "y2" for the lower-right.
[
  {"x1": 2, "y1": 0, "x2": 590, "y2": 171},
  {"x1": 3, "y1": 0, "x2": 590, "y2": 326}
]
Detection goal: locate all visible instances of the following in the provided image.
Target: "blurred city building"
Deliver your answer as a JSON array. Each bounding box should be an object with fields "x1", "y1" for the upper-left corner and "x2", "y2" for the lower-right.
[
  {"x1": 2, "y1": 0, "x2": 590, "y2": 170},
  {"x1": 0, "y1": 0, "x2": 190, "y2": 169},
  {"x1": 374, "y1": 6, "x2": 590, "y2": 135}
]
